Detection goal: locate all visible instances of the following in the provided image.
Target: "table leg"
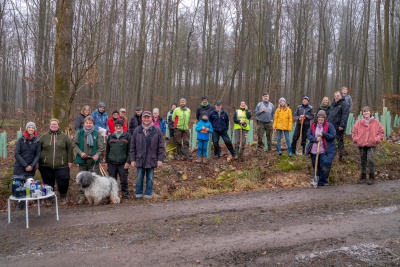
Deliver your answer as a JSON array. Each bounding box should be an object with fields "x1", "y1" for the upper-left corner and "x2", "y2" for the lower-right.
[
  {"x1": 37, "y1": 199, "x2": 41, "y2": 216},
  {"x1": 25, "y1": 200, "x2": 29, "y2": 229},
  {"x1": 8, "y1": 199, "x2": 10, "y2": 223},
  {"x1": 54, "y1": 195, "x2": 59, "y2": 221}
]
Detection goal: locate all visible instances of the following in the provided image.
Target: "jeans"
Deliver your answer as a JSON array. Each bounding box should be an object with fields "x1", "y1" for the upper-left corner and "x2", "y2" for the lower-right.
[
  {"x1": 256, "y1": 121, "x2": 273, "y2": 150},
  {"x1": 196, "y1": 140, "x2": 208, "y2": 157},
  {"x1": 212, "y1": 131, "x2": 235, "y2": 156},
  {"x1": 136, "y1": 167, "x2": 154, "y2": 198},
  {"x1": 276, "y1": 130, "x2": 291, "y2": 150}
]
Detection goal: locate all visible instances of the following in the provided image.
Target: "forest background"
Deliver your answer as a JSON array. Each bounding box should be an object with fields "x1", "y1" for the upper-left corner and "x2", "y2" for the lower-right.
[{"x1": 0, "y1": 0, "x2": 400, "y2": 129}]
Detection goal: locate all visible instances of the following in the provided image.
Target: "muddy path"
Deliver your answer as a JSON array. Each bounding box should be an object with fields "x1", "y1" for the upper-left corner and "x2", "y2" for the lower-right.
[{"x1": 1, "y1": 180, "x2": 399, "y2": 267}]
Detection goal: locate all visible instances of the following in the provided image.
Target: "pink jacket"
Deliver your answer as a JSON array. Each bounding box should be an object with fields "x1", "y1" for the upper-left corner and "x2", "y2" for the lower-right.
[{"x1": 352, "y1": 118, "x2": 384, "y2": 147}]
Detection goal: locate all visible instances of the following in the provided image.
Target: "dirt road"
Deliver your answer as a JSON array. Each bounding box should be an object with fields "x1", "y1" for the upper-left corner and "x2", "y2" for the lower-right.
[{"x1": 1, "y1": 180, "x2": 399, "y2": 267}]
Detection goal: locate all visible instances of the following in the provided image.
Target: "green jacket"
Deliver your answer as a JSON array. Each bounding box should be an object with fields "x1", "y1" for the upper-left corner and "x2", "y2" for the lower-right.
[
  {"x1": 39, "y1": 130, "x2": 74, "y2": 169},
  {"x1": 74, "y1": 129, "x2": 104, "y2": 165},
  {"x1": 172, "y1": 107, "x2": 191, "y2": 130}
]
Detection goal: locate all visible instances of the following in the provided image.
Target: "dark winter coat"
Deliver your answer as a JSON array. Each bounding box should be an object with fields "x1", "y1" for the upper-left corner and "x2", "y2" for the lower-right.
[
  {"x1": 314, "y1": 106, "x2": 332, "y2": 122},
  {"x1": 306, "y1": 121, "x2": 337, "y2": 161},
  {"x1": 13, "y1": 133, "x2": 41, "y2": 176},
  {"x1": 196, "y1": 104, "x2": 214, "y2": 121},
  {"x1": 39, "y1": 130, "x2": 74, "y2": 169},
  {"x1": 294, "y1": 104, "x2": 314, "y2": 125},
  {"x1": 128, "y1": 114, "x2": 141, "y2": 135},
  {"x1": 209, "y1": 109, "x2": 230, "y2": 133},
  {"x1": 74, "y1": 113, "x2": 86, "y2": 131},
  {"x1": 327, "y1": 98, "x2": 350, "y2": 129},
  {"x1": 130, "y1": 125, "x2": 166, "y2": 169},
  {"x1": 106, "y1": 132, "x2": 131, "y2": 164}
]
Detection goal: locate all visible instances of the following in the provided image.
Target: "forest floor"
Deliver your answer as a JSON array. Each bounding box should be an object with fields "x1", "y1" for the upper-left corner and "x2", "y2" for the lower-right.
[{"x1": 0, "y1": 126, "x2": 399, "y2": 266}]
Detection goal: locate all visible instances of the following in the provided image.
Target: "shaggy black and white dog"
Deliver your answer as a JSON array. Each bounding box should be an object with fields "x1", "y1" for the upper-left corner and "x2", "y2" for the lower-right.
[{"x1": 76, "y1": 171, "x2": 120, "y2": 205}]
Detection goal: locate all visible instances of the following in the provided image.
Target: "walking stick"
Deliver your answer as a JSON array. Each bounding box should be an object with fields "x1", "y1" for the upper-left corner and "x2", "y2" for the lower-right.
[
  {"x1": 239, "y1": 126, "x2": 243, "y2": 161},
  {"x1": 296, "y1": 118, "x2": 304, "y2": 155}
]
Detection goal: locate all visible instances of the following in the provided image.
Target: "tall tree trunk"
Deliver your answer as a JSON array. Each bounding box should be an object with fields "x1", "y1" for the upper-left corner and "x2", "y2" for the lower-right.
[{"x1": 53, "y1": 0, "x2": 75, "y2": 129}]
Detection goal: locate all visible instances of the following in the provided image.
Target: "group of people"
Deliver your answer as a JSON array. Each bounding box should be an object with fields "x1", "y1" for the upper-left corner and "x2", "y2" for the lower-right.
[{"x1": 12, "y1": 86, "x2": 385, "y2": 207}]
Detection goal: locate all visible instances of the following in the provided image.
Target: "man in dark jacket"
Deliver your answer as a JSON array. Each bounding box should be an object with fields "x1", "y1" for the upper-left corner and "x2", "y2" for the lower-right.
[
  {"x1": 209, "y1": 101, "x2": 236, "y2": 159},
  {"x1": 328, "y1": 91, "x2": 350, "y2": 161},
  {"x1": 196, "y1": 96, "x2": 214, "y2": 121},
  {"x1": 106, "y1": 120, "x2": 131, "y2": 199},
  {"x1": 128, "y1": 106, "x2": 143, "y2": 135},
  {"x1": 291, "y1": 96, "x2": 314, "y2": 154},
  {"x1": 130, "y1": 111, "x2": 166, "y2": 199}
]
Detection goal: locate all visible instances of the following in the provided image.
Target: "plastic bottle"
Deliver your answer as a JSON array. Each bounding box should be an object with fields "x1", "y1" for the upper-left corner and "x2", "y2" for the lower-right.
[{"x1": 30, "y1": 182, "x2": 35, "y2": 197}]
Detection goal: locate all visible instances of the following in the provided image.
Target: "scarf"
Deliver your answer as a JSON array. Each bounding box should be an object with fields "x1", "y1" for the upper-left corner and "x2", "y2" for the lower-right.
[
  {"x1": 115, "y1": 130, "x2": 123, "y2": 139},
  {"x1": 201, "y1": 102, "x2": 209, "y2": 107},
  {"x1": 83, "y1": 127, "x2": 95, "y2": 147},
  {"x1": 23, "y1": 131, "x2": 37, "y2": 141},
  {"x1": 363, "y1": 116, "x2": 374, "y2": 124},
  {"x1": 320, "y1": 103, "x2": 331, "y2": 111},
  {"x1": 142, "y1": 121, "x2": 154, "y2": 136}
]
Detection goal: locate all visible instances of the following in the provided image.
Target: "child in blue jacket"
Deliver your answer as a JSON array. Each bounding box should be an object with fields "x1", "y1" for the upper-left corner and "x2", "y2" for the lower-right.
[{"x1": 195, "y1": 112, "x2": 213, "y2": 162}]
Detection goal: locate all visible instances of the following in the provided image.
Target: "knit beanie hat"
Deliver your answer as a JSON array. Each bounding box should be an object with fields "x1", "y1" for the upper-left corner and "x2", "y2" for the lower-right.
[
  {"x1": 114, "y1": 120, "x2": 123, "y2": 126},
  {"x1": 25, "y1": 122, "x2": 37, "y2": 131},
  {"x1": 316, "y1": 110, "x2": 327, "y2": 118},
  {"x1": 98, "y1": 102, "x2": 105, "y2": 108},
  {"x1": 279, "y1": 97, "x2": 286, "y2": 103},
  {"x1": 50, "y1": 118, "x2": 59, "y2": 125},
  {"x1": 112, "y1": 110, "x2": 119, "y2": 115}
]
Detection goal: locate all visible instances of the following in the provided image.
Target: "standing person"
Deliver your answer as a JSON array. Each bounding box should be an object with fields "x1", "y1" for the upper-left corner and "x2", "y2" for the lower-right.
[
  {"x1": 13, "y1": 122, "x2": 41, "y2": 177},
  {"x1": 39, "y1": 119, "x2": 74, "y2": 205},
  {"x1": 291, "y1": 96, "x2": 314, "y2": 155},
  {"x1": 306, "y1": 110, "x2": 337, "y2": 186},
  {"x1": 74, "y1": 116, "x2": 105, "y2": 205},
  {"x1": 108, "y1": 110, "x2": 128, "y2": 134},
  {"x1": 152, "y1": 108, "x2": 166, "y2": 134},
  {"x1": 314, "y1": 97, "x2": 332, "y2": 121},
  {"x1": 128, "y1": 106, "x2": 143, "y2": 136},
  {"x1": 172, "y1": 98, "x2": 191, "y2": 160},
  {"x1": 106, "y1": 120, "x2": 131, "y2": 199},
  {"x1": 119, "y1": 108, "x2": 128, "y2": 125},
  {"x1": 195, "y1": 112, "x2": 213, "y2": 163},
  {"x1": 196, "y1": 96, "x2": 214, "y2": 121},
  {"x1": 327, "y1": 91, "x2": 350, "y2": 162},
  {"x1": 254, "y1": 93, "x2": 275, "y2": 151},
  {"x1": 273, "y1": 98, "x2": 293, "y2": 156},
  {"x1": 341, "y1": 86, "x2": 353, "y2": 113},
  {"x1": 130, "y1": 111, "x2": 165, "y2": 199},
  {"x1": 74, "y1": 105, "x2": 91, "y2": 131},
  {"x1": 233, "y1": 101, "x2": 252, "y2": 160},
  {"x1": 13, "y1": 122, "x2": 40, "y2": 209},
  {"x1": 209, "y1": 101, "x2": 236, "y2": 159},
  {"x1": 351, "y1": 106, "x2": 384, "y2": 185},
  {"x1": 166, "y1": 103, "x2": 177, "y2": 140},
  {"x1": 91, "y1": 102, "x2": 109, "y2": 133}
]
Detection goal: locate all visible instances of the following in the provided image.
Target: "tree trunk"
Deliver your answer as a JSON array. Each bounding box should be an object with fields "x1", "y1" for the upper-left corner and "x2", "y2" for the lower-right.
[{"x1": 53, "y1": 0, "x2": 75, "y2": 130}]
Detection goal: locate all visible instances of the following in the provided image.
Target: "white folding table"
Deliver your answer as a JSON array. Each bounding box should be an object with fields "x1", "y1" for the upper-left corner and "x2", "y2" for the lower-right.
[{"x1": 8, "y1": 192, "x2": 59, "y2": 228}]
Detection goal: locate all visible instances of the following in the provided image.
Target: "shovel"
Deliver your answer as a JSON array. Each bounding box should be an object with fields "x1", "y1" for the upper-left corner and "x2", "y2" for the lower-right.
[
  {"x1": 311, "y1": 140, "x2": 321, "y2": 188},
  {"x1": 238, "y1": 127, "x2": 243, "y2": 162},
  {"x1": 296, "y1": 118, "x2": 304, "y2": 155}
]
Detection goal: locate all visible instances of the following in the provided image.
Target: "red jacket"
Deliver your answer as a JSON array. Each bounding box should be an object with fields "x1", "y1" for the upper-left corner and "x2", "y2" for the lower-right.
[
  {"x1": 352, "y1": 118, "x2": 384, "y2": 147},
  {"x1": 107, "y1": 117, "x2": 128, "y2": 133}
]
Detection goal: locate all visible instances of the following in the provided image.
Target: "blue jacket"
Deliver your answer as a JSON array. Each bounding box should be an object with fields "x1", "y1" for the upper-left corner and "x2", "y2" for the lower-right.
[
  {"x1": 306, "y1": 121, "x2": 337, "y2": 161},
  {"x1": 209, "y1": 109, "x2": 230, "y2": 133},
  {"x1": 91, "y1": 109, "x2": 109, "y2": 132},
  {"x1": 195, "y1": 120, "x2": 213, "y2": 141}
]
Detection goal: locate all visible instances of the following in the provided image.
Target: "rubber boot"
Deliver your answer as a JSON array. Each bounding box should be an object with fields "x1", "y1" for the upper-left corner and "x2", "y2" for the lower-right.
[
  {"x1": 358, "y1": 173, "x2": 367, "y2": 184},
  {"x1": 176, "y1": 144, "x2": 182, "y2": 160},
  {"x1": 288, "y1": 147, "x2": 293, "y2": 157},
  {"x1": 276, "y1": 145, "x2": 282, "y2": 156},
  {"x1": 367, "y1": 173, "x2": 375, "y2": 185},
  {"x1": 183, "y1": 148, "x2": 192, "y2": 160},
  {"x1": 234, "y1": 146, "x2": 239, "y2": 160}
]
